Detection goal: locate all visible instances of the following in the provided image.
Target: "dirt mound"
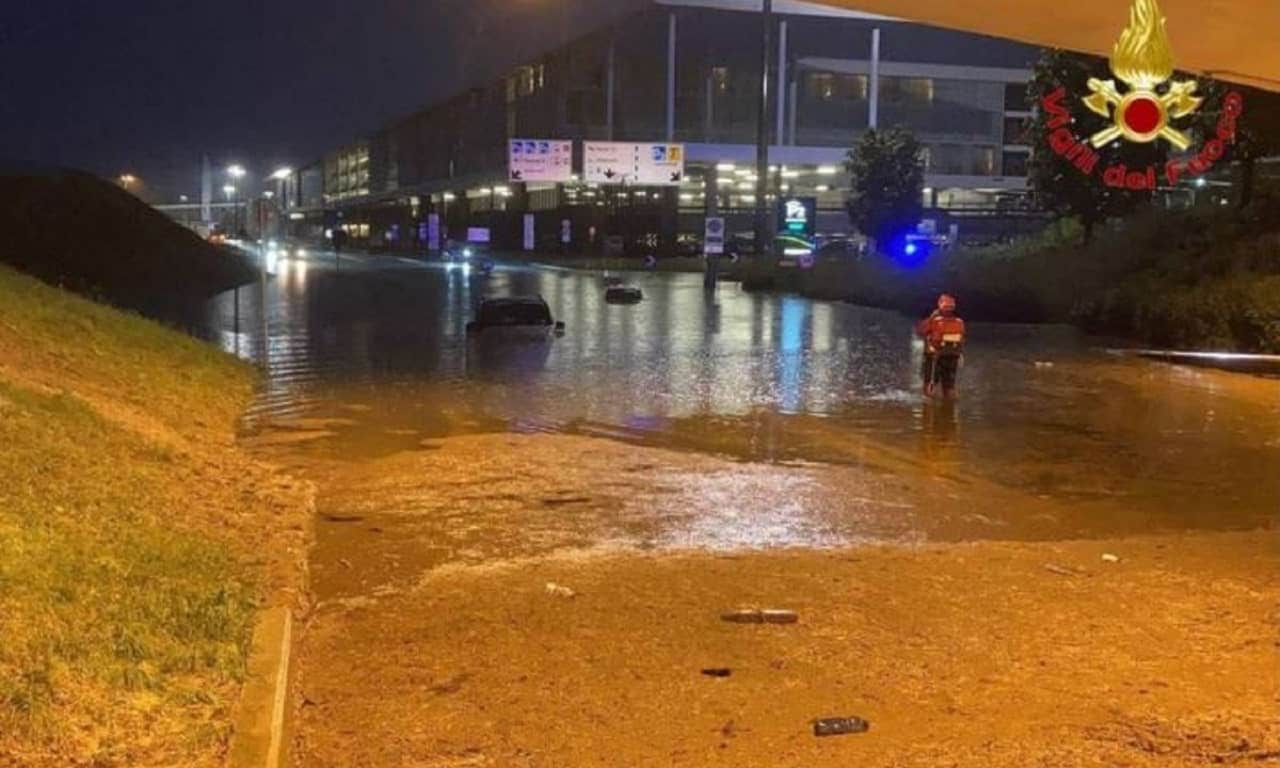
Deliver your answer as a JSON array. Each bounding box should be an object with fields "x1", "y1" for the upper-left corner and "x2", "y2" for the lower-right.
[{"x1": 0, "y1": 170, "x2": 255, "y2": 307}]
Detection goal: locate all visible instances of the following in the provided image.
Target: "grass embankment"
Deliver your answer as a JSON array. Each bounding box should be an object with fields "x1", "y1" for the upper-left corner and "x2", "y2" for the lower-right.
[
  {"x1": 0, "y1": 170, "x2": 256, "y2": 310},
  {"x1": 791, "y1": 196, "x2": 1280, "y2": 352},
  {"x1": 0, "y1": 265, "x2": 308, "y2": 766}
]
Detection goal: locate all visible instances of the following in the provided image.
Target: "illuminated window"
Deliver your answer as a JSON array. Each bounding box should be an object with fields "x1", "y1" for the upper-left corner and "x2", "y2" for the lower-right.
[
  {"x1": 808, "y1": 73, "x2": 835, "y2": 101},
  {"x1": 712, "y1": 66, "x2": 729, "y2": 94},
  {"x1": 883, "y1": 77, "x2": 934, "y2": 103},
  {"x1": 804, "y1": 73, "x2": 867, "y2": 101}
]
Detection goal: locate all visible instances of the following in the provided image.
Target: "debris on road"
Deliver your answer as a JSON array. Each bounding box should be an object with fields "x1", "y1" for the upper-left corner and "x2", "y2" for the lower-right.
[
  {"x1": 762, "y1": 610, "x2": 799, "y2": 624},
  {"x1": 813, "y1": 716, "x2": 871, "y2": 737},
  {"x1": 1043, "y1": 563, "x2": 1089, "y2": 577},
  {"x1": 721, "y1": 608, "x2": 799, "y2": 624},
  {"x1": 701, "y1": 668, "x2": 732, "y2": 678},
  {"x1": 1102, "y1": 553, "x2": 1121, "y2": 563},
  {"x1": 545, "y1": 582, "x2": 577, "y2": 599}
]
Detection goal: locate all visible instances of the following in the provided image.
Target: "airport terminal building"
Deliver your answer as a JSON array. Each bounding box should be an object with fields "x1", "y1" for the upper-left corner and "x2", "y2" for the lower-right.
[{"x1": 283, "y1": 0, "x2": 1043, "y2": 252}]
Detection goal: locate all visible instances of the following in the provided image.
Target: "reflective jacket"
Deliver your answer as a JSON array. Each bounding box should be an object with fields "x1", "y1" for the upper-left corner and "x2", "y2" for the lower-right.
[{"x1": 917, "y1": 311, "x2": 966, "y2": 356}]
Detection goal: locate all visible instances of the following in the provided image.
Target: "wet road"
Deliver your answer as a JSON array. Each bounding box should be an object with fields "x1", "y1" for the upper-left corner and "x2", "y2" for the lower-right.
[
  {"x1": 197, "y1": 249, "x2": 1279, "y2": 552},
  {"x1": 196, "y1": 249, "x2": 1280, "y2": 768}
]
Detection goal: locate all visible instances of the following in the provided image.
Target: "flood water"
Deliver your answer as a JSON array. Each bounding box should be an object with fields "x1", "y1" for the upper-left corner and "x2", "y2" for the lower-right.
[{"x1": 195, "y1": 249, "x2": 1279, "y2": 546}]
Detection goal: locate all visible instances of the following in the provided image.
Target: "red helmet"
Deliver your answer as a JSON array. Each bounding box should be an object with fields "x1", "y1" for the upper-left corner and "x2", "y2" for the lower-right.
[{"x1": 938, "y1": 294, "x2": 957, "y2": 312}]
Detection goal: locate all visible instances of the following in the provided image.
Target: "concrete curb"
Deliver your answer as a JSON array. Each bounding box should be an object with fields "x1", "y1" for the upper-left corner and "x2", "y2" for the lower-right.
[
  {"x1": 228, "y1": 607, "x2": 294, "y2": 768},
  {"x1": 1126, "y1": 349, "x2": 1280, "y2": 375}
]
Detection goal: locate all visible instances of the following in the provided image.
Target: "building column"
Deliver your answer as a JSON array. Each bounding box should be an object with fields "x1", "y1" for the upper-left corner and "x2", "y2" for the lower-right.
[
  {"x1": 788, "y1": 75, "x2": 798, "y2": 145},
  {"x1": 704, "y1": 69, "x2": 715, "y2": 142},
  {"x1": 666, "y1": 12, "x2": 677, "y2": 142},
  {"x1": 606, "y1": 35, "x2": 616, "y2": 140},
  {"x1": 776, "y1": 19, "x2": 788, "y2": 145},
  {"x1": 869, "y1": 28, "x2": 881, "y2": 129}
]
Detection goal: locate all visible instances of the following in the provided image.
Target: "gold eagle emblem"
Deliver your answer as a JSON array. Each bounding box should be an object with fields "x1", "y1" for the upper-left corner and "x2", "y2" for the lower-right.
[{"x1": 1082, "y1": 0, "x2": 1202, "y2": 150}]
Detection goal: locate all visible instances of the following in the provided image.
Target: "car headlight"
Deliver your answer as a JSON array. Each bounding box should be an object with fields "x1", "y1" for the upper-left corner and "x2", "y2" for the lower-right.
[{"x1": 463, "y1": 248, "x2": 474, "y2": 259}]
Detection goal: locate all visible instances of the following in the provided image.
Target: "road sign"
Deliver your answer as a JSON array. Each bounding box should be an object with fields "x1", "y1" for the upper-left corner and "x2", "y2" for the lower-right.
[
  {"x1": 584, "y1": 142, "x2": 685, "y2": 185},
  {"x1": 704, "y1": 217, "x2": 726, "y2": 256},
  {"x1": 776, "y1": 196, "x2": 817, "y2": 258},
  {"x1": 508, "y1": 139, "x2": 573, "y2": 183}
]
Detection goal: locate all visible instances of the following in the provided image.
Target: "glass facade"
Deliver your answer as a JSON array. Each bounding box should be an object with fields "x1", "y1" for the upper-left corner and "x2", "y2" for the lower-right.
[{"x1": 313, "y1": 4, "x2": 1036, "y2": 208}]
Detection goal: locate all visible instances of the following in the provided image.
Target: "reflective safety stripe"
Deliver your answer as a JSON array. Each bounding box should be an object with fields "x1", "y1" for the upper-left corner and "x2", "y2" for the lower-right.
[{"x1": 942, "y1": 334, "x2": 964, "y2": 343}]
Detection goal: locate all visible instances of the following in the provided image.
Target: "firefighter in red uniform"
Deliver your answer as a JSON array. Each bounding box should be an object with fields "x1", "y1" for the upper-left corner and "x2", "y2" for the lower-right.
[{"x1": 917, "y1": 294, "x2": 967, "y2": 398}]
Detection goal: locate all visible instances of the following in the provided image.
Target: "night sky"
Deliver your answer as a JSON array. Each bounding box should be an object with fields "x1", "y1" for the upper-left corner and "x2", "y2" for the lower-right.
[{"x1": 0, "y1": 0, "x2": 641, "y2": 200}]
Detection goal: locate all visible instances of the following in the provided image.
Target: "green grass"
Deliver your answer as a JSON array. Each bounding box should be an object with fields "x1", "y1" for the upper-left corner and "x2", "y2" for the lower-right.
[
  {"x1": 0, "y1": 265, "x2": 265, "y2": 764},
  {"x1": 797, "y1": 193, "x2": 1280, "y2": 352}
]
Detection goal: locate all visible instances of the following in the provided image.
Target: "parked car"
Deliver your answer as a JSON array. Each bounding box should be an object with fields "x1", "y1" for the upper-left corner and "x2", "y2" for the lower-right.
[{"x1": 466, "y1": 296, "x2": 565, "y2": 338}]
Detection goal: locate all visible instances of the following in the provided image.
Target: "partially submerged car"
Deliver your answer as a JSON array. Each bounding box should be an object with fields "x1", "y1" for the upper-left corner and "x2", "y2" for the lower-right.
[
  {"x1": 466, "y1": 296, "x2": 565, "y2": 338},
  {"x1": 605, "y1": 285, "x2": 644, "y2": 304}
]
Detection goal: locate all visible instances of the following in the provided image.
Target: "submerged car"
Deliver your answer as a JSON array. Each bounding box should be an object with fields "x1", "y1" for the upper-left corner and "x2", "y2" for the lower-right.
[
  {"x1": 605, "y1": 285, "x2": 644, "y2": 304},
  {"x1": 466, "y1": 296, "x2": 565, "y2": 337}
]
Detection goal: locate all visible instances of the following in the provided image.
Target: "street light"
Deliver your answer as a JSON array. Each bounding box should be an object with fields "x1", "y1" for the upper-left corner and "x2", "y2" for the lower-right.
[
  {"x1": 227, "y1": 164, "x2": 247, "y2": 180},
  {"x1": 270, "y1": 167, "x2": 293, "y2": 181},
  {"x1": 223, "y1": 184, "x2": 236, "y2": 200}
]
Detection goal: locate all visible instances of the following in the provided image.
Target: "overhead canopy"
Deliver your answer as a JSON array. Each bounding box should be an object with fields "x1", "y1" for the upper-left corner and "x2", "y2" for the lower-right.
[{"x1": 800, "y1": 0, "x2": 1280, "y2": 91}]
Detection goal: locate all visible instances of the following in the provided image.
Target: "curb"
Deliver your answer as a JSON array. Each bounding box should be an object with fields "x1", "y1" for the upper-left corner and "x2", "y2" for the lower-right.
[
  {"x1": 228, "y1": 607, "x2": 294, "y2": 768},
  {"x1": 1126, "y1": 349, "x2": 1280, "y2": 375}
]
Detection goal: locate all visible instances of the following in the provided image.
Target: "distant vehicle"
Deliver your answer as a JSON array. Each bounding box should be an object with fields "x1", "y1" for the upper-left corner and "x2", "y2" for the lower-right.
[
  {"x1": 466, "y1": 296, "x2": 566, "y2": 337},
  {"x1": 675, "y1": 235, "x2": 704, "y2": 258},
  {"x1": 605, "y1": 285, "x2": 644, "y2": 304},
  {"x1": 815, "y1": 238, "x2": 859, "y2": 260},
  {"x1": 208, "y1": 232, "x2": 227, "y2": 245},
  {"x1": 444, "y1": 239, "x2": 488, "y2": 263}
]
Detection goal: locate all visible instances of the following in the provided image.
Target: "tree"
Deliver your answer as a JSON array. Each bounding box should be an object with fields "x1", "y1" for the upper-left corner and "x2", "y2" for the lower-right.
[
  {"x1": 1028, "y1": 49, "x2": 1166, "y2": 243},
  {"x1": 1192, "y1": 82, "x2": 1280, "y2": 208},
  {"x1": 845, "y1": 128, "x2": 925, "y2": 253}
]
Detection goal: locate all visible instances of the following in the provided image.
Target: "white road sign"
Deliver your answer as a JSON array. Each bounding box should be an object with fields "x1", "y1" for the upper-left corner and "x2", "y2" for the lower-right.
[
  {"x1": 508, "y1": 139, "x2": 573, "y2": 183},
  {"x1": 584, "y1": 142, "x2": 685, "y2": 186},
  {"x1": 704, "y1": 217, "x2": 725, "y2": 256}
]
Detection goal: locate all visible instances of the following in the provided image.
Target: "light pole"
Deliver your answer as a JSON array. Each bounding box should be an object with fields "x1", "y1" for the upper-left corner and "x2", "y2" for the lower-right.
[
  {"x1": 223, "y1": 183, "x2": 238, "y2": 235},
  {"x1": 226, "y1": 165, "x2": 246, "y2": 235},
  {"x1": 754, "y1": 0, "x2": 774, "y2": 263}
]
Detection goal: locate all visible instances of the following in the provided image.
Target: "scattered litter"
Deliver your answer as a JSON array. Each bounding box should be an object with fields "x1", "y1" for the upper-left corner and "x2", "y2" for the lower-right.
[
  {"x1": 338, "y1": 558, "x2": 353, "y2": 570},
  {"x1": 1043, "y1": 563, "x2": 1087, "y2": 577},
  {"x1": 1034, "y1": 361, "x2": 1055, "y2": 369},
  {"x1": 721, "y1": 609, "x2": 799, "y2": 624},
  {"x1": 814, "y1": 716, "x2": 871, "y2": 737},
  {"x1": 701, "y1": 668, "x2": 732, "y2": 678},
  {"x1": 321, "y1": 513, "x2": 365, "y2": 523},
  {"x1": 544, "y1": 582, "x2": 577, "y2": 599},
  {"x1": 1101, "y1": 553, "x2": 1121, "y2": 563}
]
